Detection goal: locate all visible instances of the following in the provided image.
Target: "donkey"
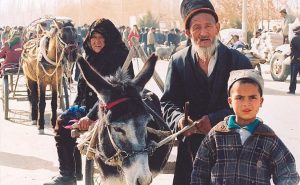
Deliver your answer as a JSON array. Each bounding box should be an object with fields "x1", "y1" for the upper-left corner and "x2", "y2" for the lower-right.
[
  {"x1": 21, "y1": 20, "x2": 78, "y2": 133},
  {"x1": 77, "y1": 54, "x2": 172, "y2": 185}
]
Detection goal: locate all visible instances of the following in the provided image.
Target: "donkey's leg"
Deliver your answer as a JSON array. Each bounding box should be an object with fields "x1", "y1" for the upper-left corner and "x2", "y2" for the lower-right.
[
  {"x1": 50, "y1": 83, "x2": 58, "y2": 129},
  {"x1": 26, "y1": 79, "x2": 38, "y2": 125},
  {"x1": 37, "y1": 82, "x2": 47, "y2": 131}
]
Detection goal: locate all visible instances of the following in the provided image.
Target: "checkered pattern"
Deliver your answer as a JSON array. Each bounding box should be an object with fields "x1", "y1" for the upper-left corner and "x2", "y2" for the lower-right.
[{"x1": 191, "y1": 118, "x2": 299, "y2": 185}]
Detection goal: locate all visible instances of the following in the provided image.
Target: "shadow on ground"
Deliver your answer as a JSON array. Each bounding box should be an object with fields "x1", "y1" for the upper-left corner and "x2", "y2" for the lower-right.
[{"x1": 0, "y1": 151, "x2": 57, "y2": 172}]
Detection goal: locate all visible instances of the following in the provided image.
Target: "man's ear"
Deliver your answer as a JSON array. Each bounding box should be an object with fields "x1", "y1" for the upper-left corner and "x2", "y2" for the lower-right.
[
  {"x1": 228, "y1": 97, "x2": 232, "y2": 108},
  {"x1": 185, "y1": 29, "x2": 191, "y2": 38},
  {"x1": 216, "y1": 22, "x2": 221, "y2": 34}
]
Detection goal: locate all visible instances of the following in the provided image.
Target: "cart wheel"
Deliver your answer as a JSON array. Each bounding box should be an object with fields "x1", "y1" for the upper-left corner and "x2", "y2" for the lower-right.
[
  {"x1": 85, "y1": 158, "x2": 100, "y2": 185},
  {"x1": 3, "y1": 75, "x2": 9, "y2": 119}
]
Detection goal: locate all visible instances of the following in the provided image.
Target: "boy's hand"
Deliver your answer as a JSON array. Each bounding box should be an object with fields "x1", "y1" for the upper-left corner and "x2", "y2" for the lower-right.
[
  {"x1": 177, "y1": 116, "x2": 197, "y2": 137},
  {"x1": 78, "y1": 116, "x2": 95, "y2": 130},
  {"x1": 195, "y1": 115, "x2": 212, "y2": 134}
]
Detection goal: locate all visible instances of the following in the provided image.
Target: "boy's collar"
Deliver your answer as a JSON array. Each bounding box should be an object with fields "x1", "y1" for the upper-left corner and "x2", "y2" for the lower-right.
[
  {"x1": 227, "y1": 115, "x2": 259, "y2": 134},
  {"x1": 213, "y1": 116, "x2": 276, "y2": 137}
]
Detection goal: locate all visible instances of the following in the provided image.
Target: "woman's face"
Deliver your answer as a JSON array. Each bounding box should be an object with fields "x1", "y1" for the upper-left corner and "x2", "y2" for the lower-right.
[{"x1": 90, "y1": 32, "x2": 105, "y2": 53}]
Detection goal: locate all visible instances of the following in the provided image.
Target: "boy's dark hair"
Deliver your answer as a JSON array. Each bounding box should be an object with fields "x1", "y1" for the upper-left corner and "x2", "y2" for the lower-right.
[{"x1": 228, "y1": 78, "x2": 263, "y2": 97}]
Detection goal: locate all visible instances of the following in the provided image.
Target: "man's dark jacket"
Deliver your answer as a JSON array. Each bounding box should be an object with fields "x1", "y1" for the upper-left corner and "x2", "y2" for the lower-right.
[{"x1": 160, "y1": 41, "x2": 252, "y2": 185}]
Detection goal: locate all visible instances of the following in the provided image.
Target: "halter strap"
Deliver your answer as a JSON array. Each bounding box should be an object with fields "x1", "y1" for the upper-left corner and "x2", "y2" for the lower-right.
[{"x1": 100, "y1": 97, "x2": 130, "y2": 111}]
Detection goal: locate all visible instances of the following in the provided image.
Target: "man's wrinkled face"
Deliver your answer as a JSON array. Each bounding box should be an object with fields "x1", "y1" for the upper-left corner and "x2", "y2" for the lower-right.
[{"x1": 186, "y1": 13, "x2": 220, "y2": 48}]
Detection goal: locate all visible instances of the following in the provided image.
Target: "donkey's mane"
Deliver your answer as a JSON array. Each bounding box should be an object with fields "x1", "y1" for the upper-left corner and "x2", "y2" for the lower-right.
[{"x1": 106, "y1": 68, "x2": 132, "y2": 86}]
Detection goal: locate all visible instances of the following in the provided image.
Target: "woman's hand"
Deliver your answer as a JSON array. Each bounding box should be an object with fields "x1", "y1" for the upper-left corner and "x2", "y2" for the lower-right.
[{"x1": 78, "y1": 116, "x2": 95, "y2": 131}]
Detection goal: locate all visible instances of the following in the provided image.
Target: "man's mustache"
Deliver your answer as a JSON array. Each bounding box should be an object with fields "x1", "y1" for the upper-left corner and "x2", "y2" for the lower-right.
[{"x1": 198, "y1": 37, "x2": 211, "y2": 41}]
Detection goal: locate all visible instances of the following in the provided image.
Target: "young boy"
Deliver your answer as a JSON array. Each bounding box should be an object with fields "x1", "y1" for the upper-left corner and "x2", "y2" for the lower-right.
[{"x1": 190, "y1": 69, "x2": 299, "y2": 185}]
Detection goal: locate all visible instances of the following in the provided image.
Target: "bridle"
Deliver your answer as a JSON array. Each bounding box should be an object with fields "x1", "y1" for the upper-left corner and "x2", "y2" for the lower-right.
[
  {"x1": 99, "y1": 97, "x2": 157, "y2": 167},
  {"x1": 56, "y1": 26, "x2": 78, "y2": 62}
]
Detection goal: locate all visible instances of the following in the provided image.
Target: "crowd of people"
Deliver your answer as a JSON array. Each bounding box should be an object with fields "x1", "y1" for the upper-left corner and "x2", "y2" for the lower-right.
[
  {"x1": 118, "y1": 25, "x2": 187, "y2": 56},
  {"x1": 1, "y1": 0, "x2": 300, "y2": 185}
]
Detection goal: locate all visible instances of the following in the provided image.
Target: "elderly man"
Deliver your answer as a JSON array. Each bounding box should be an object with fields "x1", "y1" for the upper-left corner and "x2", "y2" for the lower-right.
[
  {"x1": 160, "y1": 0, "x2": 252, "y2": 184},
  {"x1": 280, "y1": 9, "x2": 296, "y2": 44}
]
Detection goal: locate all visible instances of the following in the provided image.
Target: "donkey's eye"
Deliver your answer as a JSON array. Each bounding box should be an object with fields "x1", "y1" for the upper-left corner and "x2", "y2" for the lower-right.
[{"x1": 113, "y1": 127, "x2": 125, "y2": 135}]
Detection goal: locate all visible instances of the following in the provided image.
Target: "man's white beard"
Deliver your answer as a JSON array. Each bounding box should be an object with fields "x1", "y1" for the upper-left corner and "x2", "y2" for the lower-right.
[{"x1": 191, "y1": 38, "x2": 218, "y2": 62}]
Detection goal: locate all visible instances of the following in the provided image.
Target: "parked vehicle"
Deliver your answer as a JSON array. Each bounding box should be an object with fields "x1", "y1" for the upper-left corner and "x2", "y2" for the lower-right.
[
  {"x1": 269, "y1": 18, "x2": 299, "y2": 81},
  {"x1": 270, "y1": 44, "x2": 291, "y2": 81}
]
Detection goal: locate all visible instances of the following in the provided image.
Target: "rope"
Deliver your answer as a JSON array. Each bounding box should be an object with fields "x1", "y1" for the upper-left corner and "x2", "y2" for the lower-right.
[{"x1": 38, "y1": 46, "x2": 64, "y2": 77}]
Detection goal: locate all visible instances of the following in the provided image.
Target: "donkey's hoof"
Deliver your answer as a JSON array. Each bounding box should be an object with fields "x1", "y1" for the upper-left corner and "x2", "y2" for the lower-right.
[
  {"x1": 38, "y1": 129, "x2": 44, "y2": 135},
  {"x1": 31, "y1": 120, "x2": 37, "y2": 125}
]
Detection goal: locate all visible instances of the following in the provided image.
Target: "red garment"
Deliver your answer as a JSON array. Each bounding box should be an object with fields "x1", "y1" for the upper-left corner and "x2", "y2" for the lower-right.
[
  {"x1": 127, "y1": 31, "x2": 140, "y2": 47},
  {"x1": 0, "y1": 42, "x2": 22, "y2": 74}
]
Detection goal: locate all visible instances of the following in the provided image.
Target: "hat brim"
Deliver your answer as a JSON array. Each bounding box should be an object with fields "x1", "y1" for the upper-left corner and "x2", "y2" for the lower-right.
[{"x1": 184, "y1": 8, "x2": 218, "y2": 29}]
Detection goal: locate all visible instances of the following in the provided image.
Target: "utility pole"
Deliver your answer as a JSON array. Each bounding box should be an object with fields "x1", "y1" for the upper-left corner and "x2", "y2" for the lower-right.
[
  {"x1": 267, "y1": 0, "x2": 270, "y2": 31},
  {"x1": 261, "y1": 0, "x2": 264, "y2": 29},
  {"x1": 242, "y1": 0, "x2": 247, "y2": 43}
]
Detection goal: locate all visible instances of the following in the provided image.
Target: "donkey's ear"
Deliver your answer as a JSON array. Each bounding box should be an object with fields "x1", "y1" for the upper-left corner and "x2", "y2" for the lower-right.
[
  {"x1": 132, "y1": 54, "x2": 158, "y2": 89},
  {"x1": 77, "y1": 57, "x2": 113, "y2": 93}
]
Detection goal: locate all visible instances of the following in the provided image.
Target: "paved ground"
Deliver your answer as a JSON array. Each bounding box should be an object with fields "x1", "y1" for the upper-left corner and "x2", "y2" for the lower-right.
[{"x1": 0, "y1": 61, "x2": 300, "y2": 185}]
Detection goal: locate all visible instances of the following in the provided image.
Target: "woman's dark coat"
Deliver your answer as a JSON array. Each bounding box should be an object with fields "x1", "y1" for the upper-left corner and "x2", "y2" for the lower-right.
[{"x1": 73, "y1": 18, "x2": 134, "y2": 120}]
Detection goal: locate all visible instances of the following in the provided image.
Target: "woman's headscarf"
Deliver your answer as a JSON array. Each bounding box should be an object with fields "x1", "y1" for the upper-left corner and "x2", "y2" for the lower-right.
[{"x1": 83, "y1": 18, "x2": 125, "y2": 56}]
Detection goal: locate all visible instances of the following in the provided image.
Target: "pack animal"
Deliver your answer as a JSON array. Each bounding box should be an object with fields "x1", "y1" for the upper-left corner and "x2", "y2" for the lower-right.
[
  {"x1": 155, "y1": 44, "x2": 175, "y2": 60},
  {"x1": 21, "y1": 20, "x2": 78, "y2": 131},
  {"x1": 77, "y1": 54, "x2": 172, "y2": 185}
]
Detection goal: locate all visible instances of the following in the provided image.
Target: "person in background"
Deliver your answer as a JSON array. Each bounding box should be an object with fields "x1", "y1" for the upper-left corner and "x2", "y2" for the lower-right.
[
  {"x1": 147, "y1": 27, "x2": 156, "y2": 54},
  {"x1": 179, "y1": 29, "x2": 187, "y2": 42},
  {"x1": 287, "y1": 26, "x2": 300, "y2": 94},
  {"x1": 122, "y1": 26, "x2": 130, "y2": 48},
  {"x1": 191, "y1": 69, "x2": 299, "y2": 185},
  {"x1": 72, "y1": 27, "x2": 84, "y2": 82},
  {"x1": 0, "y1": 29, "x2": 22, "y2": 77},
  {"x1": 1, "y1": 26, "x2": 11, "y2": 46},
  {"x1": 279, "y1": 8, "x2": 296, "y2": 44},
  {"x1": 141, "y1": 27, "x2": 149, "y2": 55},
  {"x1": 155, "y1": 28, "x2": 165, "y2": 45},
  {"x1": 44, "y1": 18, "x2": 134, "y2": 185},
  {"x1": 160, "y1": 0, "x2": 252, "y2": 184},
  {"x1": 166, "y1": 28, "x2": 177, "y2": 46},
  {"x1": 128, "y1": 24, "x2": 140, "y2": 47},
  {"x1": 230, "y1": 35, "x2": 245, "y2": 50},
  {"x1": 80, "y1": 24, "x2": 88, "y2": 39}
]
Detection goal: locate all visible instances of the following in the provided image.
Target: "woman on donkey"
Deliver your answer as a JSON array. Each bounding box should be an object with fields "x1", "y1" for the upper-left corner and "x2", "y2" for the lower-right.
[{"x1": 44, "y1": 18, "x2": 134, "y2": 185}]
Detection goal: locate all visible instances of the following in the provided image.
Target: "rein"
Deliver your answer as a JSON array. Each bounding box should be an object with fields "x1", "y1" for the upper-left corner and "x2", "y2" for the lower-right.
[
  {"x1": 100, "y1": 97, "x2": 129, "y2": 112},
  {"x1": 38, "y1": 35, "x2": 65, "y2": 77}
]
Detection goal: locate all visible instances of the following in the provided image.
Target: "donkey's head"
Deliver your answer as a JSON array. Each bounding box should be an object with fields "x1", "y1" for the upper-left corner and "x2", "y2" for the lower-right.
[{"x1": 77, "y1": 54, "x2": 158, "y2": 185}]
